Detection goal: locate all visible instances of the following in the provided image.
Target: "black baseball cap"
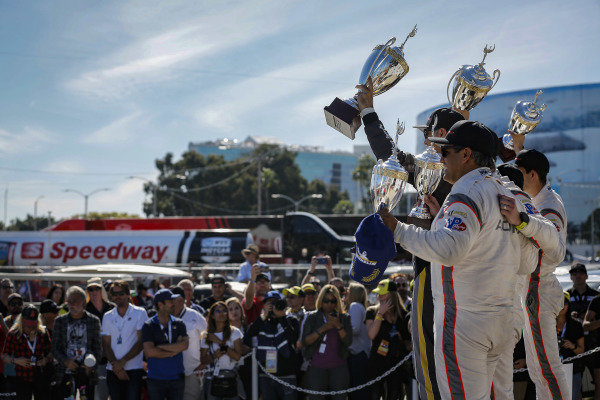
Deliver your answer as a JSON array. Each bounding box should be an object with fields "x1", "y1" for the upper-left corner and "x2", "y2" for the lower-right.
[
  {"x1": 429, "y1": 120, "x2": 499, "y2": 157},
  {"x1": 22, "y1": 305, "x2": 39, "y2": 321},
  {"x1": 256, "y1": 273, "x2": 271, "y2": 282},
  {"x1": 414, "y1": 108, "x2": 465, "y2": 135},
  {"x1": 210, "y1": 274, "x2": 226, "y2": 285},
  {"x1": 153, "y1": 288, "x2": 181, "y2": 305},
  {"x1": 569, "y1": 263, "x2": 587, "y2": 274},
  {"x1": 497, "y1": 163, "x2": 524, "y2": 190},
  {"x1": 514, "y1": 149, "x2": 550, "y2": 176},
  {"x1": 40, "y1": 299, "x2": 59, "y2": 314},
  {"x1": 170, "y1": 286, "x2": 185, "y2": 297}
]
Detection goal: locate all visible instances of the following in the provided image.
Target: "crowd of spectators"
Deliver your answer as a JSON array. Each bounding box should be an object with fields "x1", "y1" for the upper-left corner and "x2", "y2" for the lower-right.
[{"x1": 1, "y1": 253, "x2": 600, "y2": 400}]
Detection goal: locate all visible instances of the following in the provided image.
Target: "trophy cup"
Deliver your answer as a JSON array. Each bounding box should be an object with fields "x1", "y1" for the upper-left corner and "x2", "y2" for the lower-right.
[
  {"x1": 370, "y1": 120, "x2": 409, "y2": 212},
  {"x1": 447, "y1": 45, "x2": 501, "y2": 111},
  {"x1": 409, "y1": 145, "x2": 445, "y2": 219},
  {"x1": 502, "y1": 90, "x2": 547, "y2": 150},
  {"x1": 324, "y1": 26, "x2": 418, "y2": 140}
]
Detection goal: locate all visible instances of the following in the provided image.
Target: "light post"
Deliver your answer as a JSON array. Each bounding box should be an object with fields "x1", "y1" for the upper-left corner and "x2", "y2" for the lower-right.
[
  {"x1": 271, "y1": 193, "x2": 323, "y2": 212},
  {"x1": 128, "y1": 176, "x2": 158, "y2": 217},
  {"x1": 62, "y1": 188, "x2": 110, "y2": 219},
  {"x1": 33, "y1": 195, "x2": 44, "y2": 231}
]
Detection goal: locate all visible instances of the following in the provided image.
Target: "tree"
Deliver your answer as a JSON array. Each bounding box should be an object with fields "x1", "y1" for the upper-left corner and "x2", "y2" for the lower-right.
[
  {"x1": 333, "y1": 200, "x2": 354, "y2": 214},
  {"x1": 352, "y1": 154, "x2": 376, "y2": 213},
  {"x1": 71, "y1": 212, "x2": 140, "y2": 220},
  {"x1": 6, "y1": 214, "x2": 57, "y2": 231}
]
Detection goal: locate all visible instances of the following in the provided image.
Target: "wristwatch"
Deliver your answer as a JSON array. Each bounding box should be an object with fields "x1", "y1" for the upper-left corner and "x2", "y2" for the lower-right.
[{"x1": 516, "y1": 212, "x2": 530, "y2": 231}]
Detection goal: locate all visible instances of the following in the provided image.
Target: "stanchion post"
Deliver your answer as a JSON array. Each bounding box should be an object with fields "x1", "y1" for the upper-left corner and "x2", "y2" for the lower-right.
[
  {"x1": 252, "y1": 347, "x2": 258, "y2": 400},
  {"x1": 412, "y1": 379, "x2": 419, "y2": 400}
]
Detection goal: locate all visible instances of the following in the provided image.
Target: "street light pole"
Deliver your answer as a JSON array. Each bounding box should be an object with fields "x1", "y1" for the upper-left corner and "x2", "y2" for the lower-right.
[
  {"x1": 33, "y1": 195, "x2": 44, "y2": 231},
  {"x1": 271, "y1": 193, "x2": 323, "y2": 211},
  {"x1": 63, "y1": 188, "x2": 110, "y2": 219}
]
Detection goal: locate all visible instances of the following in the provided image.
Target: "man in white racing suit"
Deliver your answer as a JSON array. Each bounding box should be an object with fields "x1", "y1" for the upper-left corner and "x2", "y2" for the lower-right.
[
  {"x1": 379, "y1": 121, "x2": 539, "y2": 400},
  {"x1": 491, "y1": 163, "x2": 565, "y2": 400},
  {"x1": 496, "y1": 149, "x2": 569, "y2": 400}
]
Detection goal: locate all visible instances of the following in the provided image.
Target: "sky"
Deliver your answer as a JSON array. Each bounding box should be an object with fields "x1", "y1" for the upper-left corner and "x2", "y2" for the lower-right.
[{"x1": 1, "y1": 0, "x2": 599, "y2": 223}]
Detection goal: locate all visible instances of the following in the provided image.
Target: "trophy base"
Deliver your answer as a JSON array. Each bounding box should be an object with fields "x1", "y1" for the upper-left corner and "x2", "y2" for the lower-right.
[
  {"x1": 408, "y1": 204, "x2": 432, "y2": 220},
  {"x1": 502, "y1": 133, "x2": 514, "y2": 151},
  {"x1": 324, "y1": 97, "x2": 362, "y2": 140}
]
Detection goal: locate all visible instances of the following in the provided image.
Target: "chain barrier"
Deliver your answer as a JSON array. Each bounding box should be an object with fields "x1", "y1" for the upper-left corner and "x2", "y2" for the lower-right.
[
  {"x1": 513, "y1": 345, "x2": 600, "y2": 373},
  {"x1": 256, "y1": 352, "x2": 413, "y2": 395},
  {"x1": 194, "y1": 351, "x2": 253, "y2": 375}
]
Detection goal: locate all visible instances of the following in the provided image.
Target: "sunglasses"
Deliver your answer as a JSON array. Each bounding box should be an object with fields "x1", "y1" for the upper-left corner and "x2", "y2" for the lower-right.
[
  {"x1": 87, "y1": 286, "x2": 102, "y2": 292},
  {"x1": 322, "y1": 298, "x2": 337, "y2": 304},
  {"x1": 111, "y1": 291, "x2": 127, "y2": 296},
  {"x1": 8, "y1": 301, "x2": 23, "y2": 307},
  {"x1": 286, "y1": 295, "x2": 297, "y2": 300},
  {"x1": 213, "y1": 308, "x2": 228, "y2": 314},
  {"x1": 440, "y1": 146, "x2": 465, "y2": 158},
  {"x1": 1, "y1": 285, "x2": 14, "y2": 290}
]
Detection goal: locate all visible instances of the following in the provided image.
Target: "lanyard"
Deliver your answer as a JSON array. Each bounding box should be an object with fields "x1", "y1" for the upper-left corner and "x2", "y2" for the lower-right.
[
  {"x1": 114, "y1": 306, "x2": 131, "y2": 336},
  {"x1": 24, "y1": 334, "x2": 37, "y2": 355},
  {"x1": 153, "y1": 315, "x2": 173, "y2": 343}
]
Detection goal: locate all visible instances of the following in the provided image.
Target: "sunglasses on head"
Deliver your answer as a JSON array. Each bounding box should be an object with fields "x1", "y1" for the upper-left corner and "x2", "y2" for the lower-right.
[
  {"x1": 322, "y1": 298, "x2": 337, "y2": 304},
  {"x1": 440, "y1": 146, "x2": 465, "y2": 158}
]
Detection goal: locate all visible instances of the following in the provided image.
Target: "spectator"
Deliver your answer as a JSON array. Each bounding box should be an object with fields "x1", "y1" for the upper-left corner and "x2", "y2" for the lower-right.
[
  {"x1": 283, "y1": 286, "x2": 305, "y2": 321},
  {"x1": 200, "y1": 302, "x2": 244, "y2": 400},
  {"x1": 170, "y1": 286, "x2": 207, "y2": 400},
  {"x1": 0, "y1": 278, "x2": 14, "y2": 317},
  {"x1": 148, "y1": 279, "x2": 162, "y2": 297},
  {"x1": 133, "y1": 283, "x2": 154, "y2": 312},
  {"x1": 301, "y1": 284, "x2": 352, "y2": 400},
  {"x1": 177, "y1": 279, "x2": 206, "y2": 315},
  {"x1": 237, "y1": 244, "x2": 268, "y2": 283},
  {"x1": 566, "y1": 262, "x2": 599, "y2": 383},
  {"x1": 85, "y1": 277, "x2": 114, "y2": 399},
  {"x1": 301, "y1": 255, "x2": 334, "y2": 288},
  {"x1": 4, "y1": 293, "x2": 24, "y2": 328},
  {"x1": 389, "y1": 273, "x2": 412, "y2": 309},
  {"x1": 583, "y1": 289, "x2": 600, "y2": 400},
  {"x1": 301, "y1": 284, "x2": 318, "y2": 312},
  {"x1": 512, "y1": 337, "x2": 535, "y2": 400},
  {"x1": 245, "y1": 291, "x2": 300, "y2": 400},
  {"x1": 40, "y1": 300, "x2": 59, "y2": 336},
  {"x1": 226, "y1": 297, "x2": 251, "y2": 398},
  {"x1": 1, "y1": 305, "x2": 53, "y2": 400},
  {"x1": 142, "y1": 288, "x2": 189, "y2": 400},
  {"x1": 242, "y1": 265, "x2": 271, "y2": 324},
  {"x1": 47, "y1": 284, "x2": 65, "y2": 308},
  {"x1": 344, "y1": 283, "x2": 371, "y2": 400},
  {"x1": 52, "y1": 286, "x2": 102, "y2": 400},
  {"x1": 102, "y1": 280, "x2": 148, "y2": 400},
  {"x1": 365, "y1": 279, "x2": 411, "y2": 400},
  {"x1": 0, "y1": 317, "x2": 7, "y2": 392},
  {"x1": 329, "y1": 278, "x2": 346, "y2": 300},
  {"x1": 558, "y1": 292, "x2": 584, "y2": 400},
  {"x1": 200, "y1": 275, "x2": 232, "y2": 312}
]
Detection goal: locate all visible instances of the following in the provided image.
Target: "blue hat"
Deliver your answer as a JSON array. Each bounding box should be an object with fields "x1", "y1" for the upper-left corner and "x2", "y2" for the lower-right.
[
  {"x1": 153, "y1": 288, "x2": 181, "y2": 305},
  {"x1": 350, "y1": 213, "x2": 396, "y2": 287},
  {"x1": 262, "y1": 290, "x2": 283, "y2": 303}
]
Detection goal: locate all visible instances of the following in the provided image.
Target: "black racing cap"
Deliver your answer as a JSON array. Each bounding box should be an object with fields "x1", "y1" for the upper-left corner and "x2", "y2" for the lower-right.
[
  {"x1": 569, "y1": 263, "x2": 587, "y2": 274},
  {"x1": 429, "y1": 120, "x2": 499, "y2": 157},
  {"x1": 497, "y1": 163, "x2": 524, "y2": 190},
  {"x1": 40, "y1": 299, "x2": 59, "y2": 314},
  {"x1": 514, "y1": 149, "x2": 550, "y2": 176},
  {"x1": 414, "y1": 108, "x2": 465, "y2": 135}
]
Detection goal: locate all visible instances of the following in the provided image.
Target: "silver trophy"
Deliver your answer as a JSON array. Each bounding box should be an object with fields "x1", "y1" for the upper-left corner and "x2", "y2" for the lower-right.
[
  {"x1": 325, "y1": 26, "x2": 418, "y2": 140},
  {"x1": 409, "y1": 145, "x2": 445, "y2": 219},
  {"x1": 447, "y1": 45, "x2": 501, "y2": 111},
  {"x1": 370, "y1": 120, "x2": 409, "y2": 212},
  {"x1": 502, "y1": 90, "x2": 547, "y2": 150}
]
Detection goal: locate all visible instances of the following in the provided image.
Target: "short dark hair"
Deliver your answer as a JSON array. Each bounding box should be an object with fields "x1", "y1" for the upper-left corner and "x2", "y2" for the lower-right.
[
  {"x1": 471, "y1": 150, "x2": 496, "y2": 170},
  {"x1": 110, "y1": 280, "x2": 130, "y2": 295},
  {"x1": 522, "y1": 166, "x2": 547, "y2": 185}
]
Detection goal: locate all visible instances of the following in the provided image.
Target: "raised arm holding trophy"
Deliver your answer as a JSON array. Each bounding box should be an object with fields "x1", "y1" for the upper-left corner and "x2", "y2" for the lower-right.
[{"x1": 502, "y1": 90, "x2": 547, "y2": 150}]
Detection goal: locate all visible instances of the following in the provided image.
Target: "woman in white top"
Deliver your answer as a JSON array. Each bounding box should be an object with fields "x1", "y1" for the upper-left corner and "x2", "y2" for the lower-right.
[
  {"x1": 344, "y1": 283, "x2": 371, "y2": 400},
  {"x1": 201, "y1": 301, "x2": 243, "y2": 400}
]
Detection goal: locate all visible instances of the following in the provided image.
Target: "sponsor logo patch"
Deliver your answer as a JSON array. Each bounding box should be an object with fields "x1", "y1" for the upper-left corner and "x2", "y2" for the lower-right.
[
  {"x1": 21, "y1": 242, "x2": 44, "y2": 259},
  {"x1": 524, "y1": 203, "x2": 538, "y2": 215},
  {"x1": 445, "y1": 217, "x2": 466, "y2": 231}
]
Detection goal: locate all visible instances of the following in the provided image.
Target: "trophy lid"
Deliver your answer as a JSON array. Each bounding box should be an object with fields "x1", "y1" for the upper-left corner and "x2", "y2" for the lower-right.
[
  {"x1": 414, "y1": 145, "x2": 443, "y2": 169},
  {"x1": 513, "y1": 90, "x2": 547, "y2": 123},
  {"x1": 456, "y1": 45, "x2": 497, "y2": 90}
]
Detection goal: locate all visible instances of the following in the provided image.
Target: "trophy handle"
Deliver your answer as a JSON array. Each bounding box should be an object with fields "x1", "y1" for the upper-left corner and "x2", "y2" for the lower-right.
[
  {"x1": 365, "y1": 37, "x2": 397, "y2": 83},
  {"x1": 540, "y1": 104, "x2": 547, "y2": 112},
  {"x1": 490, "y1": 69, "x2": 501, "y2": 90},
  {"x1": 446, "y1": 70, "x2": 459, "y2": 105}
]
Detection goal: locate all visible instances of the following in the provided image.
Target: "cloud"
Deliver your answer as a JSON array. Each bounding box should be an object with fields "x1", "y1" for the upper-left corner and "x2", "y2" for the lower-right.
[
  {"x1": 82, "y1": 111, "x2": 143, "y2": 145},
  {"x1": 0, "y1": 127, "x2": 55, "y2": 154},
  {"x1": 65, "y1": 2, "x2": 288, "y2": 99},
  {"x1": 44, "y1": 160, "x2": 86, "y2": 174}
]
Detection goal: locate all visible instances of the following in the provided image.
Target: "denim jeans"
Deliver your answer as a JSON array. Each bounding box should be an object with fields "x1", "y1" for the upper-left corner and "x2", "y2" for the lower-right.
[
  {"x1": 347, "y1": 352, "x2": 369, "y2": 400},
  {"x1": 259, "y1": 375, "x2": 296, "y2": 400},
  {"x1": 147, "y1": 377, "x2": 186, "y2": 400},
  {"x1": 107, "y1": 369, "x2": 144, "y2": 400},
  {"x1": 571, "y1": 372, "x2": 582, "y2": 400}
]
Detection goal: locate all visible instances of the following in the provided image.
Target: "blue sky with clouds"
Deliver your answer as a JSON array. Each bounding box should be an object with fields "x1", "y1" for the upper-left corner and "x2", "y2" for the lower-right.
[{"x1": 1, "y1": 0, "x2": 599, "y2": 222}]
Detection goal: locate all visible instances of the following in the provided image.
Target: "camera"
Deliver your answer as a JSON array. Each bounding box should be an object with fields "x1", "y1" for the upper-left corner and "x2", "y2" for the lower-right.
[
  {"x1": 316, "y1": 257, "x2": 328, "y2": 265},
  {"x1": 274, "y1": 299, "x2": 287, "y2": 311}
]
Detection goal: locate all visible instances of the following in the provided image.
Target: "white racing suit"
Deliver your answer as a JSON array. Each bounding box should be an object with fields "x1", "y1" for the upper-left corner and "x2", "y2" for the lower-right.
[
  {"x1": 394, "y1": 168, "x2": 539, "y2": 400},
  {"x1": 490, "y1": 174, "x2": 565, "y2": 400},
  {"x1": 519, "y1": 183, "x2": 569, "y2": 400}
]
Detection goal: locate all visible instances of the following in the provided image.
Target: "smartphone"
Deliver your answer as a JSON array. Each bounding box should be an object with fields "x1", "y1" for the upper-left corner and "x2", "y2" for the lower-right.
[
  {"x1": 316, "y1": 257, "x2": 328, "y2": 265},
  {"x1": 260, "y1": 266, "x2": 270, "y2": 272}
]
